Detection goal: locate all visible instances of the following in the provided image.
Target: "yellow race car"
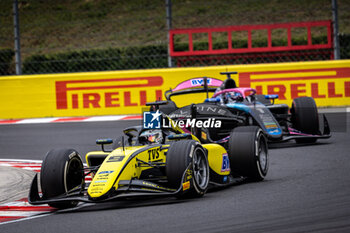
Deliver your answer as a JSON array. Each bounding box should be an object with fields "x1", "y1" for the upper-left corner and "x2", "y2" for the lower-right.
[{"x1": 29, "y1": 113, "x2": 268, "y2": 209}]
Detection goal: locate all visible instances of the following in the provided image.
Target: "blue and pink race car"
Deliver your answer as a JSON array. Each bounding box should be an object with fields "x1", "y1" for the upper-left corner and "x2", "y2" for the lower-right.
[{"x1": 156, "y1": 71, "x2": 331, "y2": 144}]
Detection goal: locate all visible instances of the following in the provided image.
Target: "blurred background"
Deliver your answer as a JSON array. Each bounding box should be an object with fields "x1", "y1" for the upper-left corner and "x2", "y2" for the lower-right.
[{"x1": 0, "y1": 0, "x2": 349, "y2": 75}]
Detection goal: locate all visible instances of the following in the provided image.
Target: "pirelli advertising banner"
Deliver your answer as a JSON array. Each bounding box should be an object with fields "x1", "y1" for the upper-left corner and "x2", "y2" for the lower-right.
[{"x1": 0, "y1": 60, "x2": 350, "y2": 119}]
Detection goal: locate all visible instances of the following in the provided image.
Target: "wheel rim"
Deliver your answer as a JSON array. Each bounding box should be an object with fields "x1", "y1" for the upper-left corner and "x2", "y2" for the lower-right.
[
  {"x1": 257, "y1": 135, "x2": 268, "y2": 173},
  {"x1": 65, "y1": 157, "x2": 84, "y2": 192},
  {"x1": 193, "y1": 147, "x2": 209, "y2": 189}
]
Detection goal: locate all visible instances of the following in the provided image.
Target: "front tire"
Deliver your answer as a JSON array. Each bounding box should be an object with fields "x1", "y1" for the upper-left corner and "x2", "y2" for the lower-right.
[
  {"x1": 40, "y1": 149, "x2": 84, "y2": 209},
  {"x1": 166, "y1": 140, "x2": 209, "y2": 197},
  {"x1": 291, "y1": 97, "x2": 319, "y2": 143},
  {"x1": 228, "y1": 126, "x2": 268, "y2": 181}
]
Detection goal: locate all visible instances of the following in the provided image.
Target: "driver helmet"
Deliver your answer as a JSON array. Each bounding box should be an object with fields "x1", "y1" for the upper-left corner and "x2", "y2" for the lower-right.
[
  {"x1": 223, "y1": 91, "x2": 241, "y2": 103},
  {"x1": 139, "y1": 129, "x2": 163, "y2": 144}
]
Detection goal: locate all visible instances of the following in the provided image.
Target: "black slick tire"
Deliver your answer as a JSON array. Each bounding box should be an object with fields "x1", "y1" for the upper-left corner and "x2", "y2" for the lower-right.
[
  {"x1": 40, "y1": 148, "x2": 84, "y2": 209},
  {"x1": 291, "y1": 97, "x2": 319, "y2": 143},
  {"x1": 228, "y1": 126, "x2": 268, "y2": 181},
  {"x1": 166, "y1": 140, "x2": 209, "y2": 198}
]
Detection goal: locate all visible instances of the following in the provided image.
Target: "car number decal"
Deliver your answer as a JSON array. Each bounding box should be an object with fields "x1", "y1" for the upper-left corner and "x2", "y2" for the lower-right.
[{"x1": 221, "y1": 153, "x2": 230, "y2": 172}]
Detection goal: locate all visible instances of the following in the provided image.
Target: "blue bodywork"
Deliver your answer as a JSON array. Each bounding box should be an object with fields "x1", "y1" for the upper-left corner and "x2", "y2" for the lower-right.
[{"x1": 224, "y1": 101, "x2": 283, "y2": 140}]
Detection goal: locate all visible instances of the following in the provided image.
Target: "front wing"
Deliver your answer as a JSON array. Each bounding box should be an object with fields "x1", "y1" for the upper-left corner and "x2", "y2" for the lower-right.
[
  {"x1": 274, "y1": 115, "x2": 331, "y2": 143},
  {"x1": 28, "y1": 164, "x2": 192, "y2": 205}
]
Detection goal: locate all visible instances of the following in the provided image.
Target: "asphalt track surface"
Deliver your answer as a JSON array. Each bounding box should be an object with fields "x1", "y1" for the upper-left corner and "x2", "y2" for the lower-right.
[{"x1": 0, "y1": 113, "x2": 350, "y2": 232}]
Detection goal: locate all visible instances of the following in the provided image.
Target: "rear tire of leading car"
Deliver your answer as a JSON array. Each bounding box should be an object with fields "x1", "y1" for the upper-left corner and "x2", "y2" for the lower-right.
[
  {"x1": 228, "y1": 126, "x2": 268, "y2": 181},
  {"x1": 40, "y1": 149, "x2": 84, "y2": 209},
  {"x1": 291, "y1": 97, "x2": 319, "y2": 143},
  {"x1": 166, "y1": 140, "x2": 209, "y2": 198}
]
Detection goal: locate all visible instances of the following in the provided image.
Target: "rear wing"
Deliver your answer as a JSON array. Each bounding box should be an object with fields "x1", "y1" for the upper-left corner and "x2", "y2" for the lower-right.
[{"x1": 165, "y1": 77, "x2": 223, "y2": 100}]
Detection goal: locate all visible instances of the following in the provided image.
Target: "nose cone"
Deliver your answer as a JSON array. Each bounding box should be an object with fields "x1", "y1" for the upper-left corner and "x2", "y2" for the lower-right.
[
  {"x1": 87, "y1": 146, "x2": 141, "y2": 199},
  {"x1": 88, "y1": 149, "x2": 127, "y2": 199}
]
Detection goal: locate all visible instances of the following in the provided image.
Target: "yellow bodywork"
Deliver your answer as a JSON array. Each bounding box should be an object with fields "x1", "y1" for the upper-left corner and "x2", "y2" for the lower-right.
[
  {"x1": 86, "y1": 145, "x2": 168, "y2": 198},
  {"x1": 86, "y1": 135, "x2": 229, "y2": 199},
  {"x1": 203, "y1": 144, "x2": 231, "y2": 176}
]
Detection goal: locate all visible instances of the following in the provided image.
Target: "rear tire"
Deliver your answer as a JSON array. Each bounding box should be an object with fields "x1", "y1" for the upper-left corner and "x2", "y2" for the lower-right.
[
  {"x1": 40, "y1": 149, "x2": 84, "y2": 209},
  {"x1": 166, "y1": 140, "x2": 209, "y2": 197},
  {"x1": 291, "y1": 97, "x2": 319, "y2": 143},
  {"x1": 228, "y1": 126, "x2": 268, "y2": 181}
]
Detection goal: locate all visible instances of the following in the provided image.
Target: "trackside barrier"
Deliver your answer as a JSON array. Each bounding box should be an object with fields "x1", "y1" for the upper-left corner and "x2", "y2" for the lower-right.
[
  {"x1": 170, "y1": 21, "x2": 333, "y2": 57},
  {"x1": 170, "y1": 21, "x2": 333, "y2": 67},
  {"x1": 0, "y1": 60, "x2": 349, "y2": 119}
]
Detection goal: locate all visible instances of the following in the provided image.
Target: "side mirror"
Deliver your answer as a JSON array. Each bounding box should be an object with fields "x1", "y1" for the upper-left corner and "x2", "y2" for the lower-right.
[
  {"x1": 123, "y1": 128, "x2": 139, "y2": 138},
  {"x1": 264, "y1": 94, "x2": 278, "y2": 104},
  {"x1": 264, "y1": 94, "x2": 279, "y2": 99},
  {"x1": 167, "y1": 133, "x2": 193, "y2": 141},
  {"x1": 96, "y1": 138, "x2": 113, "y2": 152},
  {"x1": 96, "y1": 139, "x2": 113, "y2": 145}
]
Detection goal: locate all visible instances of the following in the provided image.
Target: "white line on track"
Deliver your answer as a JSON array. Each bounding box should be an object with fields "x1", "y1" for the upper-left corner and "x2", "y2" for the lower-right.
[
  {"x1": 82, "y1": 115, "x2": 128, "y2": 122},
  {"x1": 0, "y1": 211, "x2": 50, "y2": 217},
  {"x1": 0, "y1": 159, "x2": 42, "y2": 164},
  {"x1": 15, "y1": 118, "x2": 60, "y2": 124},
  {"x1": 0, "y1": 213, "x2": 53, "y2": 226}
]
